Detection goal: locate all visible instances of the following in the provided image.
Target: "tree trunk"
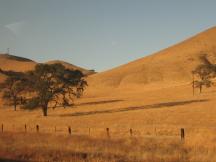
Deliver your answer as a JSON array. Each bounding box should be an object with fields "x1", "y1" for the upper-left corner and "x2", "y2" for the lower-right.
[
  {"x1": 14, "y1": 104, "x2": 16, "y2": 111},
  {"x1": 13, "y1": 97, "x2": 17, "y2": 111},
  {"x1": 42, "y1": 106, "x2": 48, "y2": 116},
  {"x1": 199, "y1": 85, "x2": 202, "y2": 93}
]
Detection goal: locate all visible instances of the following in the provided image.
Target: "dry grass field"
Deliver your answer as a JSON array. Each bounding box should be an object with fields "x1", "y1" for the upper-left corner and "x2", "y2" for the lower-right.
[
  {"x1": 1, "y1": 82, "x2": 216, "y2": 162},
  {"x1": 0, "y1": 132, "x2": 188, "y2": 162},
  {"x1": 1, "y1": 131, "x2": 216, "y2": 162}
]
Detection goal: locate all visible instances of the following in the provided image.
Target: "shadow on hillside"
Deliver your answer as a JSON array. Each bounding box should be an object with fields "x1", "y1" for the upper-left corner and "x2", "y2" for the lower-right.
[
  {"x1": 60, "y1": 99, "x2": 209, "y2": 117},
  {"x1": 76, "y1": 99, "x2": 124, "y2": 106}
]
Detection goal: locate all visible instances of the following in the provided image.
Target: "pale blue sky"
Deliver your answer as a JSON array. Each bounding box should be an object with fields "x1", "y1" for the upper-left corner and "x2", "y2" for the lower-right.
[{"x1": 0, "y1": 0, "x2": 216, "y2": 71}]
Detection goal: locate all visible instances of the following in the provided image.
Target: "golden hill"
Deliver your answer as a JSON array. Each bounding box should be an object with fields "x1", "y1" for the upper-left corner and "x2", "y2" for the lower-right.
[
  {"x1": 46, "y1": 60, "x2": 95, "y2": 76},
  {"x1": 0, "y1": 54, "x2": 95, "y2": 82},
  {"x1": 87, "y1": 27, "x2": 216, "y2": 89},
  {"x1": 0, "y1": 54, "x2": 36, "y2": 72},
  {"x1": 0, "y1": 54, "x2": 36, "y2": 82}
]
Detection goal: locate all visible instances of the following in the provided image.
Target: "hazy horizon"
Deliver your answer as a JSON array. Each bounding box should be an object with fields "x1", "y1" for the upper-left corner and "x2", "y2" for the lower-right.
[{"x1": 0, "y1": 0, "x2": 216, "y2": 72}]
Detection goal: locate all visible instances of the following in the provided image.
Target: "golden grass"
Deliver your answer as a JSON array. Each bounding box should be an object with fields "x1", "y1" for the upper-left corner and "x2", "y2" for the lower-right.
[
  {"x1": 0, "y1": 130, "x2": 216, "y2": 162},
  {"x1": 0, "y1": 132, "x2": 189, "y2": 162},
  {"x1": 0, "y1": 82, "x2": 216, "y2": 161}
]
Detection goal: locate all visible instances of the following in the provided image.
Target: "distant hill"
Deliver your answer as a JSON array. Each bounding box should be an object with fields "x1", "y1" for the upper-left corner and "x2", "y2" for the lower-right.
[
  {"x1": 0, "y1": 54, "x2": 36, "y2": 72},
  {"x1": 88, "y1": 27, "x2": 216, "y2": 88},
  {"x1": 46, "y1": 60, "x2": 96, "y2": 76},
  {"x1": 1, "y1": 54, "x2": 34, "y2": 62},
  {"x1": 0, "y1": 54, "x2": 95, "y2": 82}
]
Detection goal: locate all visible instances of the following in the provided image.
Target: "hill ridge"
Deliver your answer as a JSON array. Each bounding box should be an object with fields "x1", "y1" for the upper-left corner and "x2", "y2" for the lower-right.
[
  {"x1": 0, "y1": 54, "x2": 95, "y2": 77},
  {"x1": 87, "y1": 26, "x2": 216, "y2": 88}
]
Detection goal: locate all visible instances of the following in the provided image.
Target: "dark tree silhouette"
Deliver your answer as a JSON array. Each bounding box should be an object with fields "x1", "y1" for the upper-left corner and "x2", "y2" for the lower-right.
[
  {"x1": 0, "y1": 71, "x2": 27, "y2": 111},
  {"x1": 192, "y1": 54, "x2": 216, "y2": 93},
  {"x1": 23, "y1": 63, "x2": 87, "y2": 116}
]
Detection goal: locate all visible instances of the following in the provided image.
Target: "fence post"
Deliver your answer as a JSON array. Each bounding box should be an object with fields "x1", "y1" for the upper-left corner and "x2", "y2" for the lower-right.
[
  {"x1": 24, "y1": 124, "x2": 27, "y2": 133},
  {"x1": 181, "y1": 128, "x2": 185, "y2": 140},
  {"x1": 68, "y1": 126, "x2": 71, "y2": 135},
  {"x1": 130, "y1": 128, "x2": 133, "y2": 137},
  {"x1": 1, "y1": 124, "x2": 3, "y2": 133},
  {"x1": 155, "y1": 127, "x2": 157, "y2": 136},
  {"x1": 106, "y1": 128, "x2": 110, "y2": 138},
  {"x1": 36, "y1": 125, "x2": 39, "y2": 133}
]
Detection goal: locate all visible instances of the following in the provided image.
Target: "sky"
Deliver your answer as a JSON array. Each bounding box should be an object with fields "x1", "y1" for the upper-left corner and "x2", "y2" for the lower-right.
[{"x1": 0, "y1": 0, "x2": 216, "y2": 72}]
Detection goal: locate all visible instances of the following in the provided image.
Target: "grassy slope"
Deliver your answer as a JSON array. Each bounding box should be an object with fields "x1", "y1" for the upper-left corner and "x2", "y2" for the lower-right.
[
  {"x1": 0, "y1": 84, "x2": 215, "y2": 134},
  {"x1": 0, "y1": 54, "x2": 36, "y2": 72},
  {"x1": 87, "y1": 27, "x2": 216, "y2": 88},
  {"x1": 46, "y1": 60, "x2": 95, "y2": 75}
]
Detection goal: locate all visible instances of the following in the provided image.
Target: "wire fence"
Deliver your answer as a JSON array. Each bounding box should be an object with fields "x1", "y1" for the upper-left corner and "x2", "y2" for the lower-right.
[
  {"x1": 2, "y1": 123, "x2": 216, "y2": 141},
  {"x1": 0, "y1": 123, "x2": 192, "y2": 141}
]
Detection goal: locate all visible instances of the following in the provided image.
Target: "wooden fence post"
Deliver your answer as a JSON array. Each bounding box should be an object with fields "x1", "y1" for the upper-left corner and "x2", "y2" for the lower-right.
[
  {"x1": 1, "y1": 124, "x2": 3, "y2": 133},
  {"x1": 130, "y1": 128, "x2": 133, "y2": 137},
  {"x1": 68, "y1": 126, "x2": 71, "y2": 135},
  {"x1": 36, "y1": 125, "x2": 39, "y2": 133},
  {"x1": 181, "y1": 128, "x2": 185, "y2": 140},
  {"x1": 24, "y1": 124, "x2": 27, "y2": 133},
  {"x1": 106, "y1": 128, "x2": 110, "y2": 138},
  {"x1": 155, "y1": 127, "x2": 157, "y2": 136}
]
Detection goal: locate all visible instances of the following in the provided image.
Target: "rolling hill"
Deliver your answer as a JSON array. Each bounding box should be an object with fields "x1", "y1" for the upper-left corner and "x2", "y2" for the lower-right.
[
  {"x1": 0, "y1": 54, "x2": 36, "y2": 72},
  {"x1": 1, "y1": 27, "x2": 216, "y2": 91},
  {"x1": 46, "y1": 60, "x2": 95, "y2": 76},
  {"x1": 0, "y1": 54, "x2": 36, "y2": 82},
  {"x1": 87, "y1": 27, "x2": 216, "y2": 89},
  {"x1": 0, "y1": 54, "x2": 95, "y2": 82}
]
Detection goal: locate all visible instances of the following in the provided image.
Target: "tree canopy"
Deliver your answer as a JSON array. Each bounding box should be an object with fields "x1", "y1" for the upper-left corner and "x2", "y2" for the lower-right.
[
  {"x1": 0, "y1": 64, "x2": 87, "y2": 116},
  {"x1": 0, "y1": 71, "x2": 27, "y2": 111},
  {"x1": 192, "y1": 54, "x2": 216, "y2": 93}
]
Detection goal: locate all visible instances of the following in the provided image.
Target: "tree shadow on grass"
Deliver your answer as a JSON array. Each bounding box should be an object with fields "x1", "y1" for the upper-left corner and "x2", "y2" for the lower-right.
[
  {"x1": 60, "y1": 99, "x2": 209, "y2": 117},
  {"x1": 76, "y1": 99, "x2": 124, "y2": 106},
  {"x1": 0, "y1": 158, "x2": 27, "y2": 162},
  {"x1": 49, "y1": 99, "x2": 124, "y2": 109}
]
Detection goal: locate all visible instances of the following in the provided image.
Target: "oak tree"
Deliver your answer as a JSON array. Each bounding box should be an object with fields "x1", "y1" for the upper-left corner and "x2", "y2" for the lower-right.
[
  {"x1": 23, "y1": 63, "x2": 87, "y2": 116},
  {"x1": 0, "y1": 71, "x2": 27, "y2": 111}
]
